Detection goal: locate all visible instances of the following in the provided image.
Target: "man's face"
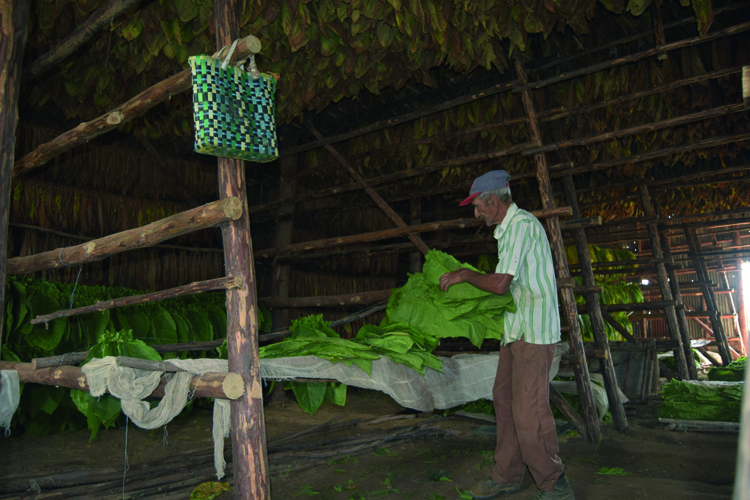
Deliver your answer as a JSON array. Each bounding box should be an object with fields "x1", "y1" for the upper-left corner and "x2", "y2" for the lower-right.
[{"x1": 472, "y1": 196, "x2": 499, "y2": 226}]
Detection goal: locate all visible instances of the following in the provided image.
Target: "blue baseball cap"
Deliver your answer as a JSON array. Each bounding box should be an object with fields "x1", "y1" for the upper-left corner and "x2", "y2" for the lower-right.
[{"x1": 459, "y1": 170, "x2": 511, "y2": 206}]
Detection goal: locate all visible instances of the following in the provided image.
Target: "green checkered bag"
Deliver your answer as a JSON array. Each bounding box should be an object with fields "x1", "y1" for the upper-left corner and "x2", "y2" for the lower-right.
[{"x1": 189, "y1": 50, "x2": 278, "y2": 163}]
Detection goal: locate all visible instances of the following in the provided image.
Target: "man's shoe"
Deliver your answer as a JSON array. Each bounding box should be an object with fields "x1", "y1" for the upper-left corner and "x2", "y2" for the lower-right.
[
  {"x1": 469, "y1": 478, "x2": 523, "y2": 499},
  {"x1": 532, "y1": 472, "x2": 575, "y2": 500}
]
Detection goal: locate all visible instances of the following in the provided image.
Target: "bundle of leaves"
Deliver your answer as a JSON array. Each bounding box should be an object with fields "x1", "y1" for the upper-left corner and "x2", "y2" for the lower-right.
[
  {"x1": 2, "y1": 275, "x2": 272, "y2": 437},
  {"x1": 707, "y1": 357, "x2": 746, "y2": 382},
  {"x1": 384, "y1": 250, "x2": 515, "y2": 348},
  {"x1": 256, "y1": 315, "x2": 443, "y2": 414},
  {"x1": 659, "y1": 379, "x2": 744, "y2": 422}
]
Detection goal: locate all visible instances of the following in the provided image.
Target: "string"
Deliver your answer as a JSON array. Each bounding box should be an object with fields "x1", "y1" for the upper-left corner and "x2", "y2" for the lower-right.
[{"x1": 122, "y1": 416, "x2": 130, "y2": 499}]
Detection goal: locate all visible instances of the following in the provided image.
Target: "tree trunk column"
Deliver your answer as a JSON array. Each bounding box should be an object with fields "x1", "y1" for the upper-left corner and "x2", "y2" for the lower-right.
[
  {"x1": 685, "y1": 228, "x2": 732, "y2": 365},
  {"x1": 214, "y1": 1, "x2": 269, "y2": 498},
  {"x1": 515, "y1": 58, "x2": 600, "y2": 443},
  {"x1": 562, "y1": 176, "x2": 628, "y2": 432},
  {"x1": 0, "y1": 0, "x2": 32, "y2": 357},
  {"x1": 653, "y1": 197, "x2": 698, "y2": 379},
  {"x1": 271, "y1": 138, "x2": 298, "y2": 331}
]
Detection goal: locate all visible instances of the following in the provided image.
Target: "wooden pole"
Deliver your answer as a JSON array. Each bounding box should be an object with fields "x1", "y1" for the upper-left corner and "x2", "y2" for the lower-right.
[
  {"x1": 13, "y1": 35, "x2": 262, "y2": 178},
  {"x1": 525, "y1": 102, "x2": 746, "y2": 157},
  {"x1": 250, "y1": 141, "x2": 534, "y2": 216},
  {"x1": 685, "y1": 228, "x2": 732, "y2": 365},
  {"x1": 22, "y1": 0, "x2": 141, "y2": 81},
  {"x1": 257, "y1": 207, "x2": 572, "y2": 259},
  {"x1": 0, "y1": 361, "x2": 244, "y2": 400},
  {"x1": 651, "y1": 2, "x2": 668, "y2": 61},
  {"x1": 214, "y1": 0, "x2": 269, "y2": 497},
  {"x1": 653, "y1": 196, "x2": 698, "y2": 379},
  {"x1": 30, "y1": 276, "x2": 243, "y2": 325},
  {"x1": 515, "y1": 58, "x2": 600, "y2": 443},
  {"x1": 6, "y1": 197, "x2": 242, "y2": 275},
  {"x1": 0, "y1": 0, "x2": 31, "y2": 359},
  {"x1": 513, "y1": 20, "x2": 750, "y2": 93},
  {"x1": 638, "y1": 185, "x2": 689, "y2": 379},
  {"x1": 304, "y1": 121, "x2": 430, "y2": 254},
  {"x1": 562, "y1": 176, "x2": 628, "y2": 432},
  {"x1": 271, "y1": 136, "x2": 298, "y2": 331}
]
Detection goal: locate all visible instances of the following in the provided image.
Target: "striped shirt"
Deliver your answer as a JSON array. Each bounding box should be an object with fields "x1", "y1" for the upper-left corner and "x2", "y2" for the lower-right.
[{"x1": 494, "y1": 203, "x2": 561, "y2": 345}]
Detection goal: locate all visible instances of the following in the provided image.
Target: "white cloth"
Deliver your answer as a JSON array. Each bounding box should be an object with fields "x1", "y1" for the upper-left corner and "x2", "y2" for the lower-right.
[
  {"x1": 82, "y1": 357, "x2": 231, "y2": 478},
  {"x1": 0, "y1": 370, "x2": 21, "y2": 435}
]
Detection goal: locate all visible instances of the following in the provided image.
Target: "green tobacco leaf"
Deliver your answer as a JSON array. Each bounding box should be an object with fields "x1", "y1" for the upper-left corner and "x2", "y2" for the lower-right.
[
  {"x1": 70, "y1": 390, "x2": 122, "y2": 441},
  {"x1": 173, "y1": 0, "x2": 200, "y2": 23},
  {"x1": 299, "y1": 485, "x2": 319, "y2": 495},
  {"x1": 290, "y1": 381, "x2": 327, "y2": 414},
  {"x1": 596, "y1": 467, "x2": 630, "y2": 476},
  {"x1": 121, "y1": 17, "x2": 144, "y2": 41},
  {"x1": 151, "y1": 306, "x2": 178, "y2": 346},
  {"x1": 30, "y1": 386, "x2": 65, "y2": 416},
  {"x1": 190, "y1": 482, "x2": 233, "y2": 500},
  {"x1": 325, "y1": 383, "x2": 347, "y2": 406}
]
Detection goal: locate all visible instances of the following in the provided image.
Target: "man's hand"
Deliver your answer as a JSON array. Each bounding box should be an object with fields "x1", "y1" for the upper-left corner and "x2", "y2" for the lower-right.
[{"x1": 439, "y1": 269, "x2": 471, "y2": 291}]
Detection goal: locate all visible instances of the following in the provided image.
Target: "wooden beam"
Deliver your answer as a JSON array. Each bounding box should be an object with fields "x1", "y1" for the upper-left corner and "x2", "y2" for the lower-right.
[
  {"x1": 600, "y1": 310, "x2": 640, "y2": 344},
  {"x1": 256, "y1": 207, "x2": 572, "y2": 259},
  {"x1": 22, "y1": 0, "x2": 142, "y2": 81},
  {"x1": 0, "y1": 0, "x2": 32, "y2": 358},
  {"x1": 250, "y1": 141, "x2": 534, "y2": 216},
  {"x1": 214, "y1": 0, "x2": 268, "y2": 497},
  {"x1": 30, "y1": 276, "x2": 243, "y2": 325},
  {"x1": 515, "y1": 58, "x2": 600, "y2": 443},
  {"x1": 283, "y1": 79, "x2": 519, "y2": 158},
  {"x1": 638, "y1": 184, "x2": 689, "y2": 378},
  {"x1": 549, "y1": 384, "x2": 587, "y2": 439},
  {"x1": 6, "y1": 197, "x2": 242, "y2": 275},
  {"x1": 525, "y1": 102, "x2": 747, "y2": 157},
  {"x1": 654, "y1": 196, "x2": 698, "y2": 379},
  {"x1": 9, "y1": 222, "x2": 224, "y2": 253},
  {"x1": 304, "y1": 121, "x2": 429, "y2": 254},
  {"x1": 557, "y1": 131, "x2": 750, "y2": 179},
  {"x1": 0, "y1": 361, "x2": 244, "y2": 400},
  {"x1": 562, "y1": 175, "x2": 628, "y2": 432},
  {"x1": 513, "y1": 20, "x2": 750, "y2": 93},
  {"x1": 13, "y1": 35, "x2": 261, "y2": 178}
]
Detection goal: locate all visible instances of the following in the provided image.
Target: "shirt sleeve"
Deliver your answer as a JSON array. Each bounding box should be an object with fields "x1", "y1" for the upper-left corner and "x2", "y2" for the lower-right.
[{"x1": 495, "y1": 219, "x2": 532, "y2": 278}]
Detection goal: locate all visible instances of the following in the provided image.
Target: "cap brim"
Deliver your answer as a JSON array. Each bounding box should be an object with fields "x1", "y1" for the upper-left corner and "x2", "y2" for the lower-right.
[{"x1": 459, "y1": 192, "x2": 480, "y2": 206}]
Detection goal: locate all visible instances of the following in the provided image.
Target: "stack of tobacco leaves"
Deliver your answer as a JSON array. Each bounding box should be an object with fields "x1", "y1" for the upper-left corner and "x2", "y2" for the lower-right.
[
  {"x1": 383, "y1": 249, "x2": 515, "y2": 347},
  {"x1": 707, "y1": 356, "x2": 746, "y2": 382},
  {"x1": 658, "y1": 379, "x2": 744, "y2": 422}
]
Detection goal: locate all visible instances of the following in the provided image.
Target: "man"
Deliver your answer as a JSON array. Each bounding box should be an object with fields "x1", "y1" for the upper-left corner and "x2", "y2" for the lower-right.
[{"x1": 439, "y1": 170, "x2": 574, "y2": 500}]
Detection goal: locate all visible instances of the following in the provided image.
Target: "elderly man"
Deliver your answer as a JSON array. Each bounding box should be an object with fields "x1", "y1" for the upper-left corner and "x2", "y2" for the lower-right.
[{"x1": 439, "y1": 170, "x2": 574, "y2": 500}]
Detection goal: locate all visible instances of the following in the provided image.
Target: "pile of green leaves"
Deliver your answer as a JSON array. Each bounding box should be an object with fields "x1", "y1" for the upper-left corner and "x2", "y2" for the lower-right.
[
  {"x1": 384, "y1": 250, "x2": 515, "y2": 348},
  {"x1": 708, "y1": 357, "x2": 746, "y2": 382},
  {"x1": 2, "y1": 275, "x2": 272, "y2": 436},
  {"x1": 256, "y1": 314, "x2": 444, "y2": 415},
  {"x1": 659, "y1": 379, "x2": 744, "y2": 422}
]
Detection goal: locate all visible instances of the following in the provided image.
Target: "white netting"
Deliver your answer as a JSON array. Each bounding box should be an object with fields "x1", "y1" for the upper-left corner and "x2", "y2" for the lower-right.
[{"x1": 0, "y1": 370, "x2": 21, "y2": 435}]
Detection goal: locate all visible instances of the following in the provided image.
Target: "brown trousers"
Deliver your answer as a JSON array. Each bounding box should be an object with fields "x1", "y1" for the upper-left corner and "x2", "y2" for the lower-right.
[{"x1": 491, "y1": 337, "x2": 564, "y2": 492}]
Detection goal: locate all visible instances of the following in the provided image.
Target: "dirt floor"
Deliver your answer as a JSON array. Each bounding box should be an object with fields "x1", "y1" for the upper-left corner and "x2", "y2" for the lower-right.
[{"x1": 0, "y1": 387, "x2": 739, "y2": 500}]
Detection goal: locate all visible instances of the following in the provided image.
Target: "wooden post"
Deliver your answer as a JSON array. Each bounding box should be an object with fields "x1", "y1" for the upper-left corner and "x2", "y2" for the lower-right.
[
  {"x1": 410, "y1": 198, "x2": 423, "y2": 273},
  {"x1": 214, "y1": 0, "x2": 269, "y2": 497},
  {"x1": 305, "y1": 122, "x2": 430, "y2": 255},
  {"x1": 515, "y1": 58, "x2": 601, "y2": 443},
  {"x1": 271, "y1": 136, "x2": 298, "y2": 331},
  {"x1": 653, "y1": 196, "x2": 698, "y2": 379},
  {"x1": 0, "y1": 0, "x2": 31, "y2": 358},
  {"x1": 562, "y1": 176, "x2": 628, "y2": 432},
  {"x1": 637, "y1": 185, "x2": 690, "y2": 379},
  {"x1": 651, "y1": 2, "x2": 668, "y2": 61},
  {"x1": 685, "y1": 228, "x2": 732, "y2": 365}
]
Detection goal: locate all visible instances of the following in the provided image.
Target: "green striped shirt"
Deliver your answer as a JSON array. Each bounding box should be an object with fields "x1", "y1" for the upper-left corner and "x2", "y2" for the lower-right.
[{"x1": 494, "y1": 203, "x2": 561, "y2": 345}]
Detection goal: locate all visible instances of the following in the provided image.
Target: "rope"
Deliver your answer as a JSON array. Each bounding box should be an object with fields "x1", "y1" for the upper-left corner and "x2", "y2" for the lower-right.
[{"x1": 122, "y1": 416, "x2": 130, "y2": 499}]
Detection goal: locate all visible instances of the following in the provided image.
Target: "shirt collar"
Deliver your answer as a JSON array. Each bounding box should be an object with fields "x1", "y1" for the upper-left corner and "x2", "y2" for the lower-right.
[{"x1": 493, "y1": 203, "x2": 518, "y2": 239}]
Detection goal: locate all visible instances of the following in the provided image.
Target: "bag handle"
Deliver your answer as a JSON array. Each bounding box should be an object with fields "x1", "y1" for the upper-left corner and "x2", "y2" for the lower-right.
[
  {"x1": 218, "y1": 39, "x2": 261, "y2": 80},
  {"x1": 220, "y1": 39, "x2": 239, "y2": 70}
]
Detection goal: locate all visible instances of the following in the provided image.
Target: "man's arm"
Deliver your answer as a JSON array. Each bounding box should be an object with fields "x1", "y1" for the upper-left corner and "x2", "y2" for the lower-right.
[{"x1": 439, "y1": 268, "x2": 513, "y2": 295}]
